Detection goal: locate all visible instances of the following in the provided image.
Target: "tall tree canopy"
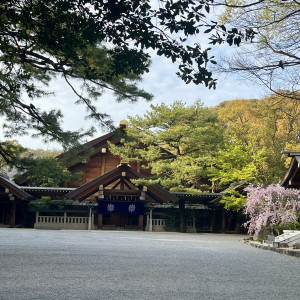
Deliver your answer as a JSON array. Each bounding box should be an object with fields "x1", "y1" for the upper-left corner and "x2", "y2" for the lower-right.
[
  {"x1": 110, "y1": 92, "x2": 300, "y2": 199},
  {"x1": 215, "y1": 91, "x2": 300, "y2": 184},
  {"x1": 0, "y1": 0, "x2": 256, "y2": 167},
  {"x1": 109, "y1": 101, "x2": 224, "y2": 192},
  {"x1": 206, "y1": 91, "x2": 300, "y2": 211},
  {"x1": 217, "y1": 0, "x2": 300, "y2": 95}
]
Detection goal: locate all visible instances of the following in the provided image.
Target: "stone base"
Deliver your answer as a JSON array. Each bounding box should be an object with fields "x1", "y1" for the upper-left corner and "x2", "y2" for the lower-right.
[{"x1": 34, "y1": 223, "x2": 97, "y2": 230}]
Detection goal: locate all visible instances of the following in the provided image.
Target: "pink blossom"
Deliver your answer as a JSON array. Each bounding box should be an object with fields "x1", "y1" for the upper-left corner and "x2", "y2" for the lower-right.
[{"x1": 243, "y1": 184, "x2": 300, "y2": 236}]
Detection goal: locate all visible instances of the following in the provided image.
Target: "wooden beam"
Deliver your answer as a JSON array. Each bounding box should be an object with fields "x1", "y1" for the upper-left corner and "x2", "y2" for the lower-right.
[
  {"x1": 10, "y1": 200, "x2": 16, "y2": 228},
  {"x1": 288, "y1": 181, "x2": 300, "y2": 187},
  {"x1": 289, "y1": 167, "x2": 300, "y2": 185},
  {"x1": 179, "y1": 199, "x2": 186, "y2": 233},
  {"x1": 125, "y1": 179, "x2": 137, "y2": 190},
  {"x1": 120, "y1": 177, "x2": 125, "y2": 190},
  {"x1": 124, "y1": 180, "x2": 132, "y2": 190},
  {"x1": 111, "y1": 179, "x2": 121, "y2": 190},
  {"x1": 97, "y1": 214, "x2": 103, "y2": 229},
  {"x1": 139, "y1": 215, "x2": 143, "y2": 231}
]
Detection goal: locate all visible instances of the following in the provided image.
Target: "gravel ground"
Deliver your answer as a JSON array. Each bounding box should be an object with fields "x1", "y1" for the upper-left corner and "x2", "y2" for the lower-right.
[{"x1": 0, "y1": 229, "x2": 299, "y2": 300}]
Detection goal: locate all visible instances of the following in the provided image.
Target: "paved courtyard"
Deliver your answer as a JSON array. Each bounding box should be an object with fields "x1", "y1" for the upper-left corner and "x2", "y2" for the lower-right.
[{"x1": 0, "y1": 229, "x2": 299, "y2": 300}]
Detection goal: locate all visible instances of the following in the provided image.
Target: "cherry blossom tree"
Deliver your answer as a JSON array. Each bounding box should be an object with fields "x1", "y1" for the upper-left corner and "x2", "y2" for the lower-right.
[{"x1": 244, "y1": 184, "x2": 300, "y2": 238}]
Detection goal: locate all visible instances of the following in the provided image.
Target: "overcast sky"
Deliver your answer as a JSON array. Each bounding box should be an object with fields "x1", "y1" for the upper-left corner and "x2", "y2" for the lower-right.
[{"x1": 1, "y1": 47, "x2": 268, "y2": 151}]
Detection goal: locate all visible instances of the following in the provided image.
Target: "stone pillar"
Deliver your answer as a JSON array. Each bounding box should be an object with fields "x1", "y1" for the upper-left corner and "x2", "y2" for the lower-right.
[
  {"x1": 64, "y1": 212, "x2": 67, "y2": 224},
  {"x1": 139, "y1": 215, "x2": 143, "y2": 231},
  {"x1": 98, "y1": 214, "x2": 103, "y2": 229}
]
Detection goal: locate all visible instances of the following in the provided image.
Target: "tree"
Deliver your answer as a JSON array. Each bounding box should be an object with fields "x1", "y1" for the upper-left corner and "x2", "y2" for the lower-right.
[
  {"x1": 109, "y1": 100, "x2": 224, "y2": 191},
  {"x1": 0, "y1": 140, "x2": 25, "y2": 178},
  {"x1": 0, "y1": 139, "x2": 62, "y2": 174},
  {"x1": 25, "y1": 156, "x2": 81, "y2": 187},
  {"x1": 22, "y1": 148, "x2": 62, "y2": 159},
  {"x1": 216, "y1": 0, "x2": 300, "y2": 95},
  {"x1": 207, "y1": 91, "x2": 300, "y2": 211},
  {"x1": 208, "y1": 141, "x2": 267, "y2": 211},
  {"x1": 215, "y1": 92, "x2": 300, "y2": 184},
  {"x1": 0, "y1": 0, "x2": 255, "y2": 166},
  {"x1": 244, "y1": 184, "x2": 300, "y2": 238}
]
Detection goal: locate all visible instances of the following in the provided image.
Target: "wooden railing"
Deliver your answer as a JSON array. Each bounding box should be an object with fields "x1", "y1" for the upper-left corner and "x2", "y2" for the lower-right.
[
  {"x1": 151, "y1": 219, "x2": 166, "y2": 227},
  {"x1": 34, "y1": 212, "x2": 93, "y2": 230},
  {"x1": 185, "y1": 220, "x2": 195, "y2": 227},
  {"x1": 37, "y1": 216, "x2": 89, "y2": 224},
  {"x1": 146, "y1": 218, "x2": 166, "y2": 231}
]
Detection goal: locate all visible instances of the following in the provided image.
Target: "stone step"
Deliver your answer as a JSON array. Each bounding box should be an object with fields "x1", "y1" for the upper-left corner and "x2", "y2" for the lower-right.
[
  {"x1": 275, "y1": 235, "x2": 299, "y2": 242},
  {"x1": 275, "y1": 231, "x2": 300, "y2": 241},
  {"x1": 273, "y1": 232, "x2": 300, "y2": 247},
  {"x1": 283, "y1": 230, "x2": 298, "y2": 234}
]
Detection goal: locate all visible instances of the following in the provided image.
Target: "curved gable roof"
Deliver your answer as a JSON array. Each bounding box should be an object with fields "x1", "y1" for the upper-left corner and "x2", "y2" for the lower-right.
[
  {"x1": 0, "y1": 176, "x2": 31, "y2": 200},
  {"x1": 66, "y1": 164, "x2": 179, "y2": 204}
]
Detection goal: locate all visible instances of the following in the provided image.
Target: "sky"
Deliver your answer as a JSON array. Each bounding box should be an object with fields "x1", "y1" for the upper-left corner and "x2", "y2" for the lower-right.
[
  {"x1": 0, "y1": 3, "x2": 270, "y2": 151},
  {"x1": 0, "y1": 50, "x2": 268, "y2": 150}
]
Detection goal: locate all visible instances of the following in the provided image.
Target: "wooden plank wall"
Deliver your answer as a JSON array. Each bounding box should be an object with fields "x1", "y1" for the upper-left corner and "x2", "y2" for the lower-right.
[{"x1": 66, "y1": 150, "x2": 151, "y2": 189}]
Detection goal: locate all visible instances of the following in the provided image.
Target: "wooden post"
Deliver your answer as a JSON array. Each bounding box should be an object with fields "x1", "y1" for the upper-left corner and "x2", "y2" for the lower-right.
[
  {"x1": 98, "y1": 214, "x2": 103, "y2": 229},
  {"x1": 88, "y1": 207, "x2": 92, "y2": 230},
  {"x1": 210, "y1": 209, "x2": 215, "y2": 232},
  {"x1": 10, "y1": 200, "x2": 16, "y2": 228},
  {"x1": 149, "y1": 208, "x2": 153, "y2": 232},
  {"x1": 139, "y1": 215, "x2": 143, "y2": 231},
  {"x1": 179, "y1": 199, "x2": 186, "y2": 233},
  {"x1": 221, "y1": 208, "x2": 226, "y2": 233},
  {"x1": 92, "y1": 213, "x2": 94, "y2": 230},
  {"x1": 120, "y1": 178, "x2": 124, "y2": 190},
  {"x1": 35, "y1": 211, "x2": 39, "y2": 226}
]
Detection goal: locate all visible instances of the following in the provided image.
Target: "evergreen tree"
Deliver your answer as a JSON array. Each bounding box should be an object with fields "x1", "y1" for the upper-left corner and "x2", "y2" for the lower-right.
[
  {"x1": 26, "y1": 157, "x2": 81, "y2": 187},
  {"x1": 110, "y1": 100, "x2": 224, "y2": 191}
]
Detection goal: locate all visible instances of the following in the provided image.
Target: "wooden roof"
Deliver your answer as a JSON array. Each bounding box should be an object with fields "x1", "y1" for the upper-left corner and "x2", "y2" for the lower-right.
[
  {"x1": 20, "y1": 186, "x2": 75, "y2": 197},
  {"x1": 66, "y1": 164, "x2": 179, "y2": 204},
  {"x1": 171, "y1": 192, "x2": 222, "y2": 205},
  {"x1": 281, "y1": 154, "x2": 300, "y2": 188},
  {"x1": 14, "y1": 131, "x2": 119, "y2": 185},
  {"x1": 0, "y1": 176, "x2": 31, "y2": 200}
]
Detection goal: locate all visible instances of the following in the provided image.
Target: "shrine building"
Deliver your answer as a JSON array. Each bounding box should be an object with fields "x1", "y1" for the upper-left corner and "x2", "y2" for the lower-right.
[{"x1": 1, "y1": 121, "x2": 233, "y2": 232}]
